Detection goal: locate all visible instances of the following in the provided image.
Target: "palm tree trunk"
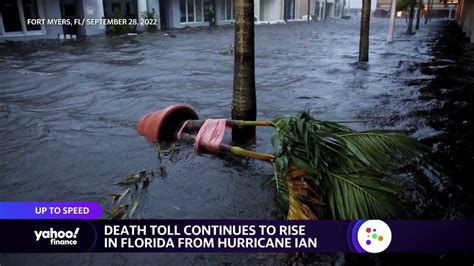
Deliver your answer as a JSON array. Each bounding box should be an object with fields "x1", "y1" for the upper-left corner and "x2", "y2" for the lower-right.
[
  {"x1": 324, "y1": 0, "x2": 327, "y2": 19},
  {"x1": 429, "y1": 0, "x2": 433, "y2": 22},
  {"x1": 232, "y1": 0, "x2": 256, "y2": 144},
  {"x1": 387, "y1": 0, "x2": 396, "y2": 42},
  {"x1": 425, "y1": 0, "x2": 430, "y2": 24},
  {"x1": 307, "y1": 0, "x2": 311, "y2": 21},
  {"x1": 341, "y1": 0, "x2": 346, "y2": 17},
  {"x1": 359, "y1": 0, "x2": 371, "y2": 62},
  {"x1": 407, "y1": 0, "x2": 415, "y2": 34},
  {"x1": 415, "y1": 2, "x2": 422, "y2": 30}
]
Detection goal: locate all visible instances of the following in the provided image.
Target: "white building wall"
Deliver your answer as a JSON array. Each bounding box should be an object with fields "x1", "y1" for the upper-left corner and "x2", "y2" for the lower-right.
[
  {"x1": 260, "y1": 0, "x2": 282, "y2": 21},
  {"x1": 42, "y1": 0, "x2": 65, "y2": 37},
  {"x1": 80, "y1": 0, "x2": 106, "y2": 35},
  {"x1": 255, "y1": 0, "x2": 261, "y2": 20},
  {"x1": 163, "y1": 0, "x2": 286, "y2": 28}
]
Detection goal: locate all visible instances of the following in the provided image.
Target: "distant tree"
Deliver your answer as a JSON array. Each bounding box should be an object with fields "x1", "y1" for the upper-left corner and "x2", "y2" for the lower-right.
[
  {"x1": 232, "y1": 0, "x2": 257, "y2": 144},
  {"x1": 397, "y1": 0, "x2": 410, "y2": 11},
  {"x1": 396, "y1": 0, "x2": 410, "y2": 24}
]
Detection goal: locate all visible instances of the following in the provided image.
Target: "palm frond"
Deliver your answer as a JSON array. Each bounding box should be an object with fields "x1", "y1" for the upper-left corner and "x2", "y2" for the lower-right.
[
  {"x1": 272, "y1": 111, "x2": 426, "y2": 220},
  {"x1": 325, "y1": 173, "x2": 400, "y2": 219},
  {"x1": 339, "y1": 131, "x2": 427, "y2": 172}
]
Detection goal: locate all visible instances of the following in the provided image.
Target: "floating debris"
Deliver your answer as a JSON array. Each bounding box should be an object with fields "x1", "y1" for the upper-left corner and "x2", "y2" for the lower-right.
[
  {"x1": 128, "y1": 201, "x2": 139, "y2": 218},
  {"x1": 142, "y1": 177, "x2": 150, "y2": 189},
  {"x1": 117, "y1": 188, "x2": 131, "y2": 204},
  {"x1": 107, "y1": 193, "x2": 121, "y2": 202},
  {"x1": 108, "y1": 204, "x2": 129, "y2": 219},
  {"x1": 168, "y1": 143, "x2": 177, "y2": 159},
  {"x1": 159, "y1": 165, "x2": 167, "y2": 177},
  {"x1": 114, "y1": 170, "x2": 147, "y2": 186},
  {"x1": 163, "y1": 32, "x2": 177, "y2": 38},
  {"x1": 155, "y1": 143, "x2": 162, "y2": 162},
  {"x1": 107, "y1": 142, "x2": 173, "y2": 218},
  {"x1": 219, "y1": 46, "x2": 234, "y2": 55}
]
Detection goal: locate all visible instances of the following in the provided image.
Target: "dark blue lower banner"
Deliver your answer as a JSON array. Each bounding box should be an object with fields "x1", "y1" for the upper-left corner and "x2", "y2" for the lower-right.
[{"x1": 0, "y1": 220, "x2": 473, "y2": 253}]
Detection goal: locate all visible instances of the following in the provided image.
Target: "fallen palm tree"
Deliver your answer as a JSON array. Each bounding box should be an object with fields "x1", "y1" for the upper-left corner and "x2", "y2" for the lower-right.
[{"x1": 135, "y1": 105, "x2": 426, "y2": 220}]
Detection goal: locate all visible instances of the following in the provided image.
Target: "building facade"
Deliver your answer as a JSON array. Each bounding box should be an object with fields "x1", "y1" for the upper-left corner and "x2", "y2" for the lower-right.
[
  {"x1": 1, "y1": 0, "x2": 340, "y2": 40},
  {"x1": 374, "y1": 0, "x2": 459, "y2": 18},
  {"x1": 0, "y1": 0, "x2": 109, "y2": 40},
  {"x1": 456, "y1": 0, "x2": 474, "y2": 42},
  {"x1": 294, "y1": 0, "x2": 338, "y2": 21}
]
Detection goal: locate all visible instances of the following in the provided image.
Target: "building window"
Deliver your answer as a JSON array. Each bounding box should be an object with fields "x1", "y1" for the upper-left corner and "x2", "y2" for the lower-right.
[
  {"x1": 23, "y1": 0, "x2": 41, "y2": 31},
  {"x1": 2, "y1": 0, "x2": 23, "y2": 32},
  {"x1": 286, "y1": 0, "x2": 295, "y2": 20},
  {"x1": 221, "y1": 0, "x2": 234, "y2": 20},
  {"x1": 0, "y1": 0, "x2": 44, "y2": 36},
  {"x1": 180, "y1": 0, "x2": 205, "y2": 23}
]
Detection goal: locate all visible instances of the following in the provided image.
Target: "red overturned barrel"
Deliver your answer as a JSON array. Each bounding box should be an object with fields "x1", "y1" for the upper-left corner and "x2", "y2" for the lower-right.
[{"x1": 136, "y1": 104, "x2": 199, "y2": 143}]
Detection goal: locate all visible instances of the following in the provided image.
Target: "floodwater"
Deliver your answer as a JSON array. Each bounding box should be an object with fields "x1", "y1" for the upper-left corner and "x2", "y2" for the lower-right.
[{"x1": 1, "y1": 17, "x2": 473, "y2": 265}]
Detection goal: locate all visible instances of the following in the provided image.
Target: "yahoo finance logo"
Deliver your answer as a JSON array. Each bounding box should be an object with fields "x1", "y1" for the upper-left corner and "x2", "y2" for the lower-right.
[
  {"x1": 34, "y1": 228, "x2": 80, "y2": 246},
  {"x1": 349, "y1": 220, "x2": 392, "y2": 253}
]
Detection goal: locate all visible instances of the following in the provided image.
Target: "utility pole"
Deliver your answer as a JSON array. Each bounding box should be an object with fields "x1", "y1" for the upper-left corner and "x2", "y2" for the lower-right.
[{"x1": 387, "y1": 0, "x2": 397, "y2": 42}]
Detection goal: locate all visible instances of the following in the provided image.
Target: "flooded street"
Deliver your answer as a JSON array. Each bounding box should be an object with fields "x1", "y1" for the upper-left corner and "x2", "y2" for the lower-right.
[{"x1": 1, "y1": 17, "x2": 473, "y2": 264}]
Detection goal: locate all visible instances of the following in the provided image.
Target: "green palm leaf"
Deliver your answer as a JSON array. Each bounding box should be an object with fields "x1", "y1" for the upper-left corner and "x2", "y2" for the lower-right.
[
  {"x1": 325, "y1": 173, "x2": 400, "y2": 219},
  {"x1": 272, "y1": 111, "x2": 426, "y2": 220}
]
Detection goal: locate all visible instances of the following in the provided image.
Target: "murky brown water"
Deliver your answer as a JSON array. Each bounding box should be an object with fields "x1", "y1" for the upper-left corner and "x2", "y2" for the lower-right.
[{"x1": 1, "y1": 17, "x2": 473, "y2": 265}]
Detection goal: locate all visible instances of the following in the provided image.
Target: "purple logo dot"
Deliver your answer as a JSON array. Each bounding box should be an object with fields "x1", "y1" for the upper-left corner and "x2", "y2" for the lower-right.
[{"x1": 366, "y1": 240, "x2": 371, "y2": 245}]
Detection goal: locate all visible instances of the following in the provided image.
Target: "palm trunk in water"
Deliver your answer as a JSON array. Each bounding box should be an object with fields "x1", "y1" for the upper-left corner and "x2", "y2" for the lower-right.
[
  {"x1": 232, "y1": 0, "x2": 257, "y2": 144},
  {"x1": 341, "y1": 0, "x2": 346, "y2": 16},
  {"x1": 415, "y1": 2, "x2": 422, "y2": 30},
  {"x1": 429, "y1": 0, "x2": 433, "y2": 22},
  {"x1": 425, "y1": 0, "x2": 430, "y2": 24},
  {"x1": 407, "y1": 0, "x2": 415, "y2": 34},
  {"x1": 359, "y1": 0, "x2": 371, "y2": 62}
]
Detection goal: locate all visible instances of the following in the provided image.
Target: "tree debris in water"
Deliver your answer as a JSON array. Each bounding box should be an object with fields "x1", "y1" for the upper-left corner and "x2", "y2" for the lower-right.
[
  {"x1": 114, "y1": 170, "x2": 147, "y2": 186},
  {"x1": 107, "y1": 142, "x2": 178, "y2": 219},
  {"x1": 108, "y1": 204, "x2": 129, "y2": 219},
  {"x1": 219, "y1": 45, "x2": 235, "y2": 55},
  {"x1": 272, "y1": 111, "x2": 427, "y2": 220}
]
